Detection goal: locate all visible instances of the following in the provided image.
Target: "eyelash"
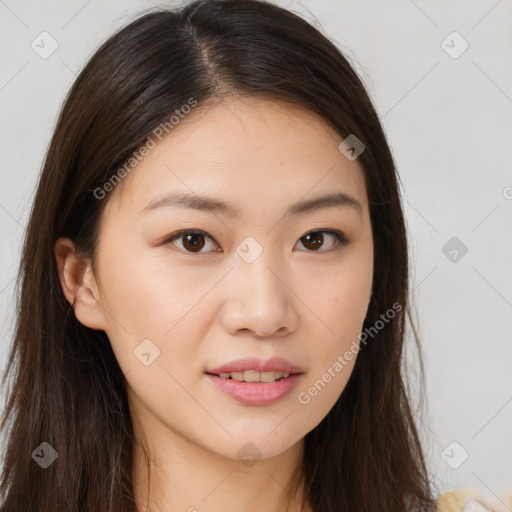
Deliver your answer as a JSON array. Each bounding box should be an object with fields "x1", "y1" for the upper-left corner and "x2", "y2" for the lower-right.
[{"x1": 163, "y1": 229, "x2": 349, "y2": 255}]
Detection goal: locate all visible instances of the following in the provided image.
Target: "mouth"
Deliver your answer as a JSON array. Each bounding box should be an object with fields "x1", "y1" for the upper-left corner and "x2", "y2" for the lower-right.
[
  {"x1": 204, "y1": 357, "x2": 304, "y2": 405},
  {"x1": 205, "y1": 371, "x2": 304, "y2": 406},
  {"x1": 205, "y1": 356, "x2": 303, "y2": 377},
  {"x1": 205, "y1": 370, "x2": 300, "y2": 383}
]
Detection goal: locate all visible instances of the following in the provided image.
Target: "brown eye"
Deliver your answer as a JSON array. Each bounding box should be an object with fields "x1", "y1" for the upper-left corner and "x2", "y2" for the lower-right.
[
  {"x1": 301, "y1": 231, "x2": 324, "y2": 251},
  {"x1": 182, "y1": 232, "x2": 205, "y2": 252},
  {"x1": 164, "y1": 229, "x2": 348, "y2": 255},
  {"x1": 166, "y1": 230, "x2": 219, "y2": 254},
  {"x1": 296, "y1": 230, "x2": 347, "y2": 252}
]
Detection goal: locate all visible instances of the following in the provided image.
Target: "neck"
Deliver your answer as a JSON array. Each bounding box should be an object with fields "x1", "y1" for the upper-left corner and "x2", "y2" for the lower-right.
[{"x1": 130, "y1": 406, "x2": 311, "y2": 512}]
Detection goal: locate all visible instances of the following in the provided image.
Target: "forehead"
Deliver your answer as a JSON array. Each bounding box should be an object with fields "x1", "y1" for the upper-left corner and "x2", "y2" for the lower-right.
[{"x1": 105, "y1": 96, "x2": 368, "y2": 220}]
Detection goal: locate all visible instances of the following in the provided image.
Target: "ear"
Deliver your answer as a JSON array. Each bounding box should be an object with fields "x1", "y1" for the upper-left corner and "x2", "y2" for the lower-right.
[{"x1": 54, "y1": 237, "x2": 107, "y2": 331}]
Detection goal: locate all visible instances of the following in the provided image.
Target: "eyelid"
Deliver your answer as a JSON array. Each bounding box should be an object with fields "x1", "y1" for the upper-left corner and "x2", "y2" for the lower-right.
[
  {"x1": 164, "y1": 229, "x2": 220, "y2": 254},
  {"x1": 163, "y1": 228, "x2": 349, "y2": 254}
]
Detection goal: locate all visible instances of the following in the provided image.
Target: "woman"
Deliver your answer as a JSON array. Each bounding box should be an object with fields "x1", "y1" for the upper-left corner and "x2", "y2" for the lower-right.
[{"x1": 0, "y1": 0, "x2": 439, "y2": 510}]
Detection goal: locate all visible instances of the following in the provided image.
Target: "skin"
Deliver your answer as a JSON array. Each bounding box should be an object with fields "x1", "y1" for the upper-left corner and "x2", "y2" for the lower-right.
[{"x1": 55, "y1": 96, "x2": 374, "y2": 512}]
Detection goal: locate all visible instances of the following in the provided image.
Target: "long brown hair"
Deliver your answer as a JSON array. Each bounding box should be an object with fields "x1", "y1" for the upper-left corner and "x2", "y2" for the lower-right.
[{"x1": 0, "y1": 1, "x2": 436, "y2": 510}]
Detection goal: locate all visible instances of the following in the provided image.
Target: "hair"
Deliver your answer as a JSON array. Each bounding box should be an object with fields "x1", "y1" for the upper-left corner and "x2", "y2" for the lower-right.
[{"x1": 0, "y1": 0, "x2": 437, "y2": 511}]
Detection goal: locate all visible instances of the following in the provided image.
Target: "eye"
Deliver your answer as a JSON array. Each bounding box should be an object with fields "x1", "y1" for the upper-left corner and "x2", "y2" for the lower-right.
[
  {"x1": 295, "y1": 229, "x2": 348, "y2": 252},
  {"x1": 164, "y1": 229, "x2": 220, "y2": 254},
  {"x1": 163, "y1": 229, "x2": 349, "y2": 254}
]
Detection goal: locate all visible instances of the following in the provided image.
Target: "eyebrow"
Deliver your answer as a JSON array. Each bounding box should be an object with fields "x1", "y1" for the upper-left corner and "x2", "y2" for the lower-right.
[{"x1": 141, "y1": 190, "x2": 362, "y2": 218}]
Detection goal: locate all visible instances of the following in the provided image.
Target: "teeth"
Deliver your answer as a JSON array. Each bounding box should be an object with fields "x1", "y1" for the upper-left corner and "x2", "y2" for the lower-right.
[{"x1": 217, "y1": 371, "x2": 291, "y2": 382}]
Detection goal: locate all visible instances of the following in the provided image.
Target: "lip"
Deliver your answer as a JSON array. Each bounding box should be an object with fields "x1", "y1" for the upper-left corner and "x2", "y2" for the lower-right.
[
  {"x1": 205, "y1": 373, "x2": 303, "y2": 406},
  {"x1": 205, "y1": 357, "x2": 304, "y2": 406},
  {"x1": 206, "y1": 357, "x2": 303, "y2": 375}
]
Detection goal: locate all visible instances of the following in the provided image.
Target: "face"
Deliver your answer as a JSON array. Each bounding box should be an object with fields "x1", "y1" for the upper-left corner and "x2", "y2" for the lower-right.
[{"x1": 73, "y1": 96, "x2": 373, "y2": 462}]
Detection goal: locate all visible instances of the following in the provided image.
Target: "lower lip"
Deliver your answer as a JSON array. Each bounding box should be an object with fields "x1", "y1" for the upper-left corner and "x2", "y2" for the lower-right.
[{"x1": 205, "y1": 373, "x2": 303, "y2": 406}]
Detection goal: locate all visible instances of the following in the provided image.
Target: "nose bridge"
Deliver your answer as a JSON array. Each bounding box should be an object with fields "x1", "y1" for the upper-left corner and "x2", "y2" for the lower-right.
[
  {"x1": 223, "y1": 239, "x2": 297, "y2": 336},
  {"x1": 235, "y1": 244, "x2": 285, "y2": 309}
]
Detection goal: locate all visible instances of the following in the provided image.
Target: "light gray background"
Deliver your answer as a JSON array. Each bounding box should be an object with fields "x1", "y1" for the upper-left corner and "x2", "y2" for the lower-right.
[{"x1": 1, "y1": 0, "x2": 511, "y2": 499}]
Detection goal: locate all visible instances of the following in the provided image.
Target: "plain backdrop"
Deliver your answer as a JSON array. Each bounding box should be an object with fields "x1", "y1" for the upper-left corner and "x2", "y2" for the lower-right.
[{"x1": 1, "y1": 0, "x2": 511, "y2": 499}]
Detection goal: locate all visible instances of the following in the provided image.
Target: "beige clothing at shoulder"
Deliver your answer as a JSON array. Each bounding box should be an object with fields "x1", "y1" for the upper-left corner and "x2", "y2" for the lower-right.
[{"x1": 437, "y1": 488, "x2": 512, "y2": 512}]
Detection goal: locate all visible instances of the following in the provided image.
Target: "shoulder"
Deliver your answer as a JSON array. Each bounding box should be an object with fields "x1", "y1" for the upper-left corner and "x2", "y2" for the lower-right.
[
  {"x1": 437, "y1": 488, "x2": 512, "y2": 512},
  {"x1": 437, "y1": 488, "x2": 481, "y2": 511}
]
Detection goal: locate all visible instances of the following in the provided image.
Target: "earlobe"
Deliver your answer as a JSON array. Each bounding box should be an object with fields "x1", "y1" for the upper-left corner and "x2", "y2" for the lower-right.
[{"x1": 54, "y1": 238, "x2": 107, "y2": 331}]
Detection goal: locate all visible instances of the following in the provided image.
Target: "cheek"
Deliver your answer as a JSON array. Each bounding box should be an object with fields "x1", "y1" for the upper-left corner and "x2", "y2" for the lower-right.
[
  {"x1": 296, "y1": 255, "x2": 371, "y2": 403},
  {"x1": 95, "y1": 241, "x2": 212, "y2": 380},
  {"x1": 301, "y1": 257, "x2": 372, "y2": 342},
  {"x1": 99, "y1": 254, "x2": 206, "y2": 426},
  {"x1": 99, "y1": 240, "x2": 207, "y2": 333}
]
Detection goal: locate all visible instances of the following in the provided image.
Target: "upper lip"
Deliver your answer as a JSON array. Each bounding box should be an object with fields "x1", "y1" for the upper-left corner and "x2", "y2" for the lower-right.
[{"x1": 206, "y1": 357, "x2": 303, "y2": 375}]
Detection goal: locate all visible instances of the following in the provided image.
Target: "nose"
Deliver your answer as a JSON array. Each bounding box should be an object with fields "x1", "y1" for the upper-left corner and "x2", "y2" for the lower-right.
[{"x1": 221, "y1": 254, "x2": 299, "y2": 339}]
